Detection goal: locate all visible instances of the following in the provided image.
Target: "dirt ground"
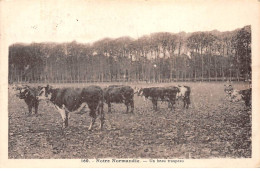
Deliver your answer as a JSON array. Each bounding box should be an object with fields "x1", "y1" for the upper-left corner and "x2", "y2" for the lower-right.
[{"x1": 8, "y1": 82, "x2": 251, "y2": 159}]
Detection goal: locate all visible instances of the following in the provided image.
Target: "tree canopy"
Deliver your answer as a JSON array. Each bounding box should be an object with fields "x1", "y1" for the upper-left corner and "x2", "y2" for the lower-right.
[{"x1": 9, "y1": 25, "x2": 251, "y2": 83}]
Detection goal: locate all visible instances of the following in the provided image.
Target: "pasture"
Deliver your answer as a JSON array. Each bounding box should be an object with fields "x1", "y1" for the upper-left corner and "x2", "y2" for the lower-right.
[{"x1": 8, "y1": 82, "x2": 251, "y2": 159}]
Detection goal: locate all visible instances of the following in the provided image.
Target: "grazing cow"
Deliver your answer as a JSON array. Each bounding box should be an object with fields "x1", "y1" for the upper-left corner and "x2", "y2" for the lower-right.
[
  {"x1": 224, "y1": 85, "x2": 251, "y2": 107},
  {"x1": 137, "y1": 86, "x2": 179, "y2": 111},
  {"x1": 176, "y1": 85, "x2": 191, "y2": 109},
  {"x1": 229, "y1": 88, "x2": 252, "y2": 107},
  {"x1": 37, "y1": 85, "x2": 104, "y2": 130},
  {"x1": 15, "y1": 85, "x2": 41, "y2": 116},
  {"x1": 103, "y1": 85, "x2": 134, "y2": 113}
]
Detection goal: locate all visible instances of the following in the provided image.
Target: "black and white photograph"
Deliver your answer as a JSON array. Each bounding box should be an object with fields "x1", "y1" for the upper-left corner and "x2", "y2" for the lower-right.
[{"x1": 0, "y1": 0, "x2": 260, "y2": 168}]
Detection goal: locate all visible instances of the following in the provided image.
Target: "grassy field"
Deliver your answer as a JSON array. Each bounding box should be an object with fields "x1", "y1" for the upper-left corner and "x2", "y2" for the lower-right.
[{"x1": 8, "y1": 82, "x2": 251, "y2": 159}]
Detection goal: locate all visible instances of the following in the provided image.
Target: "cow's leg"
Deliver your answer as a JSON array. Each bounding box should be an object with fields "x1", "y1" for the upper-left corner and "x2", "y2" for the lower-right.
[
  {"x1": 168, "y1": 101, "x2": 172, "y2": 108},
  {"x1": 55, "y1": 105, "x2": 68, "y2": 128},
  {"x1": 152, "y1": 99, "x2": 158, "y2": 111},
  {"x1": 152, "y1": 100, "x2": 156, "y2": 110},
  {"x1": 88, "y1": 110, "x2": 96, "y2": 131},
  {"x1": 28, "y1": 104, "x2": 32, "y2": 115},
  {"x1": 88, "y1": 103, "x2": 98, "y2": 131},
  {"x1": 183, "y1": 100, "x2": 186, "y2": 109},
  {"x1": 96, "y1": 100, "x2": 105, "y2": 130},
  {"x1": 108, "y1": 102, "x2": 112, "y2": 113},
  {"x1": 186, "y1": 97, "x2": 190, "y2": 109},
  {"x1": 34, "y1": 102, "x2": 39, "y2": 115},
  {"x1": 99, "y1": 102, "x2": 105, "y2": 130},
  {"x1": 125, "y1": 100, "x2": 129, "y2": 113},
  {"x1": 64, "y1": 111, "x2": 69, "y2": 127},
  {"x1": 126, "y1": 104, "x2": 129, "y2": 113},
  {"x1": 130, "y1": 99, "x2": 134, "y2": 113},
  {"x1": 170, "y1": 99, "x2": 175, "y2": 111}
]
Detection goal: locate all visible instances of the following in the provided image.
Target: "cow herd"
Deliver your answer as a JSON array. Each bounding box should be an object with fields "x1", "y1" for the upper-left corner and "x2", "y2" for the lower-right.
[{"x1": 11, "y1": 83, "x2": 251, "y2": 131}]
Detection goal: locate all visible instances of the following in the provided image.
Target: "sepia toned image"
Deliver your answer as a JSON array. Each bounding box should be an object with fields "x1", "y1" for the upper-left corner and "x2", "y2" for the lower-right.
[{"x1": 1, "y1": 0, "x2": 260, "y2": 168}]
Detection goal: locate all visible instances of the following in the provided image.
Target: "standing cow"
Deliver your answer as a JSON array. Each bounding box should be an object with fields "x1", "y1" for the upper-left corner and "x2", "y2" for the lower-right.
[
  {"x1": 103, "y1": 85, "x2": 134, "y2": 113},
  {"x1": 176, "y1": 85, "x2": 191, "y2": 109},
  {"x1": 15, "y1": 85, "x2": 41, "y2": 116},
  {"x1": 137, "y1": 86, "x2": 179, "y2": 111},
  {"x1": 37, "y1": 85, "x2": 104, "y2": 130}
]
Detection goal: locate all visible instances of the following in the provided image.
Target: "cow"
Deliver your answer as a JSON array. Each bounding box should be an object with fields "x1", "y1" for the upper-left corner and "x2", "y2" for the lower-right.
[
  {"x1": 137, "y1": 86, "x2": 179, "y2": 111},
  {"x1": 37, "y1": 85, "x2": 104, "y2": 130},
  {"x1": 176, "y1": 85, "x2": 191, "y2": 109},
  {"x1": 14, "y1": 85, "x2": 41, "y2": 116},
  {"x1": 103, "y1": 85, "x2": 134, "y2": 113},
  {"x1": 224, "y1": 85, "x2": 251, "y2": 107}
]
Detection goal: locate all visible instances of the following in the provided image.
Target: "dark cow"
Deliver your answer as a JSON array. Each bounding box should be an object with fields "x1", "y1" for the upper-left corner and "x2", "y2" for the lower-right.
[
  {"x1": 103, "y1": 85, "x2": 134, "y2": 113},
  {"x1": 137, "y1": 86, "x2": 179, "y2": 111},
  {"x1": 176, "y1": 85, "x2": 191, "y2": 109},
  {"x1": 239, "y1": 88, "x2": 252, "y2": 107},
  {"x1": 15, "y1": 85, "x2": 41, "y2": 116},
  {"x1": 37, "y1": 85, "x2": 104, "y2": 130}
]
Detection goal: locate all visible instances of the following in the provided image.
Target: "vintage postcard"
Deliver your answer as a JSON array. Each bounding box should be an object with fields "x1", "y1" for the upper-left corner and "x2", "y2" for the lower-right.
[{"x1": 0, "y1": 0, "x2": 260, "y2": 168}]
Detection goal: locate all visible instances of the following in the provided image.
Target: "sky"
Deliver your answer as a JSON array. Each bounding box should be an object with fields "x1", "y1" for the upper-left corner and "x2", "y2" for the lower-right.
[{"x1": 1, "y1": 0, "x2": 258, "y2": 45}]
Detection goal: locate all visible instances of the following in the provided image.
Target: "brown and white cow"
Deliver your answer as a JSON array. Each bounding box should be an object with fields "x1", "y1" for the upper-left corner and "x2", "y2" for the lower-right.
[
  {"x1": 103, "y1": 85, "x2": 134, "y2": 113},
  {"x1": 137, "y1": 86, "x2": 179, "y2": 111},
  {"x1": 37, "y1": 85, "x2": 104, "y2": 130},
  {"x1": 176, "y1": 85, "x2": 191, "y2": 109}
]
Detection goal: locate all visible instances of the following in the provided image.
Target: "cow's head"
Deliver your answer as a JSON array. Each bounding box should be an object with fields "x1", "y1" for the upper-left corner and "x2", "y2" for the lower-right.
[
  {"x1": 36, "y1": 85, "x2": 52, "y2": 100},
  {"x1": 176, "y1": 85, "x2": 187, "y2": 99},
  {"x1": 16, "y1": 85, "x2": 30, "y2": 99},
  {"x1": 134, "y1": 87, "x2": 142, "y2": 95},
  {"x1": 224, "y1": 84, "x2": 234, "y2": 95},
  {"x1": 136, "y1": 88, "x2": 144, "y2": 96}
]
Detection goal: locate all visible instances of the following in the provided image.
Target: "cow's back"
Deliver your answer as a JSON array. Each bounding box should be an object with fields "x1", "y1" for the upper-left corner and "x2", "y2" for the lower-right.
[
  {"x1": 82, "y1": 86, "x2": 103, "y2": 102},
  {"x1": 104, "y1": 85, "x2": 133, "y2": 103},
  {"x1": 52, "y1": 88, "x2": 82, "y2": 111}
]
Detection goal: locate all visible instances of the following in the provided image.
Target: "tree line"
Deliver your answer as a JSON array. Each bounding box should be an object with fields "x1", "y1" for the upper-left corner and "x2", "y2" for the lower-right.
[{"x1": 8, "y1": 25, "x2": 251, "y2": 83}]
